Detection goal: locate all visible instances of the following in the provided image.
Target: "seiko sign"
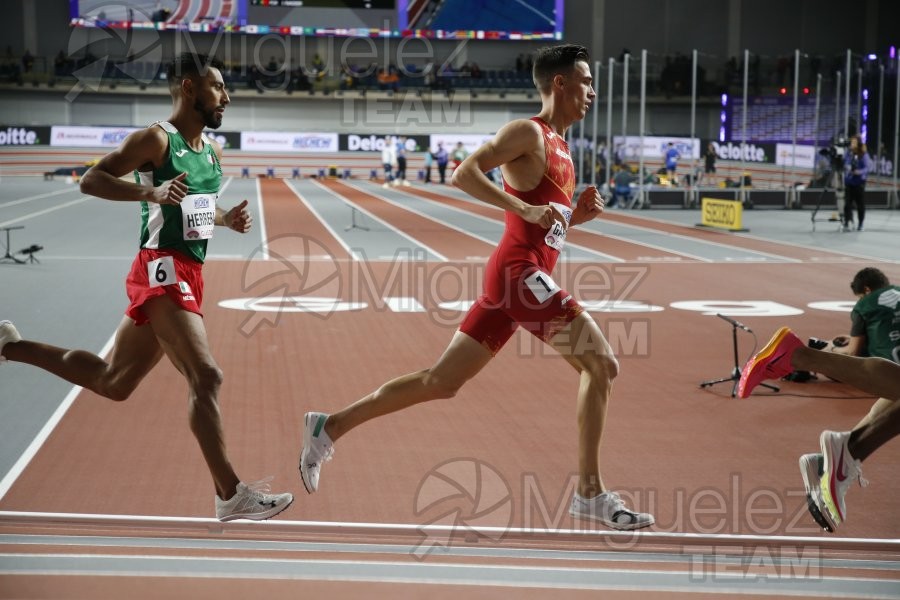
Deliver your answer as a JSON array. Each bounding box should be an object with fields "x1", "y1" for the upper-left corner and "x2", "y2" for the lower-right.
[{"x1": 713, "y1": 141, "x2": 768, "y2": 163}]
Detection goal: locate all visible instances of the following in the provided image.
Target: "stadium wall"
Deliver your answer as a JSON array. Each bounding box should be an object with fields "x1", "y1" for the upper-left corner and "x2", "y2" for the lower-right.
[{"x1": 0, "y1": 89, "x2": 725, "y2": 138}]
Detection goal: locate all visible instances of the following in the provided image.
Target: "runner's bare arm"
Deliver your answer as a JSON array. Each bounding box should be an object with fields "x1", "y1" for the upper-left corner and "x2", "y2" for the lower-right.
[
  {"x1": 451, "y1": 120, "x2": 560, "y2": 228},
  {"x1": 80, "y1": 127, "x2": 187, "y2": 205}
]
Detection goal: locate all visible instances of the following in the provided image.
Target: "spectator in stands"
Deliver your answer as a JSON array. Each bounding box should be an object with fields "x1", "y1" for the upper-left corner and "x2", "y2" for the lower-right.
[
  {"x1": 377, "y1": 67, "x2": 399, "y2": 92},
  {"x1": 611, "y1": 166, "x2": 635, "y2": 208},
  {"x1": 312, "y1": 54, "x2": 326, "y2": 78},
  {"x1": 424, "y1": 64, "x2": 437, "y2": 89},
  {"x1": 595, "y1": 143, "x2": 608, "y2": 184},
  {"x1": 339, "y1": 61, "x2": 357, "y2": 90},
  {"x1": 435, "y1": 142, "x2": 449, "y2": 184},
  {"x1": 843, "y1": 135, "x2": 872, "y2": 232},
  {"x1": 292, "y1": 66, "x2": 311, "y2": 92},
  {"x1": 703, "y1": 142, "x2": 717, "y2": 185},
  {"x1": 22, "y1": 49, "x2": 34, "y2": 73},
  {"x1": 54, "y1": 50, "x2": 69, "y2": 77}
]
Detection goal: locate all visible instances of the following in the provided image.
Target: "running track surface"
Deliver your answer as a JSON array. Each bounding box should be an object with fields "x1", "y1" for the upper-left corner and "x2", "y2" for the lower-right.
[{"x1": 1, "y1": 175, "x2": 899, "y2": 598}]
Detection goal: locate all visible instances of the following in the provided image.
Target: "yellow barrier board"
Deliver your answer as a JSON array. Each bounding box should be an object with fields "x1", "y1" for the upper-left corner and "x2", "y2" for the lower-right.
[{"x1": 698, "y1": 197, "x2": 748, "y2": 232}]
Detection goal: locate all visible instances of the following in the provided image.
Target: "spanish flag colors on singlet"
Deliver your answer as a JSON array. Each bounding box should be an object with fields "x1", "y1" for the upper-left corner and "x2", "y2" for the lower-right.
[
  {"x1": 486, "y1": 116, "x2": 575, "y2": 287},
  {"x1": 134, "y1": 121, "x2": 222, "y2": 263}
]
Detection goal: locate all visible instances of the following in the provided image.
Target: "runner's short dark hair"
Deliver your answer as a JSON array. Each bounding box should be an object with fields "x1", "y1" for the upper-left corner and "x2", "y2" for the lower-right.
[
  {"x1": 850, "y1": 267, "x2": 889, "y2": 295},
  {"x1": 532, "y1": 44, "x2": 590, "y2": 94},
  {"x1": 166, "y1": 53, "x2": 224, "y2": 89}
]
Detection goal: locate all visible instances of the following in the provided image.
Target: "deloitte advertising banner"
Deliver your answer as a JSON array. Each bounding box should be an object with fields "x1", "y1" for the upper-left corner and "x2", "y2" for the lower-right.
[
  {"x1": 0, "y1": 125, "x2": 51, "y2": 146},
  {"x1": 50, "y1": 125, "x2": 140, "y2": 147},
  {"x1": 340, "y1": 134, "x2": 431, "y2": 153},
  {"x1": 705, "y1": 140, "x2": 775, "y2": 164},
  {"x1": 613, "y1": 136, "x2": 701, "y2": 161},
  {"x1": 240, "y1": 131, "x2": 338, "y2": 152}
]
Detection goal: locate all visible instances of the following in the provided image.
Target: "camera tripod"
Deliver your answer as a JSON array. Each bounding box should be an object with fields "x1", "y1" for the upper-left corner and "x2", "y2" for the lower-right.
[
  {"x1": 699, "y1": 313, "x2": 779, "y2": 398},
  {"x1": 810, "y1": 168, "x2": 842, "y2": 232},
  {"x1": 1, "y1": 226, "x2": 26, "y2": 264}
]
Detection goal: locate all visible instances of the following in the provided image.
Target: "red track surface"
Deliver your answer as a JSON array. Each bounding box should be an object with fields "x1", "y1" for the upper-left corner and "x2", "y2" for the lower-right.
[{"x1": 2, "y1": 179, "x2": 898, "y2": 597}]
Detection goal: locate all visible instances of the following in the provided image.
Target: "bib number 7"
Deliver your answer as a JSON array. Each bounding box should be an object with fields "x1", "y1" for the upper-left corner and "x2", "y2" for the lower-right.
[{"x1": 147, "y1": 256, "x2": 176, "y2": 288}]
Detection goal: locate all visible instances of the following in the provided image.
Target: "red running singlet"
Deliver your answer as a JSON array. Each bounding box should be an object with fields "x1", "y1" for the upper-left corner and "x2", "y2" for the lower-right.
[{"x1": 460, "y1": 117, "x2": 583, "y2": 353}]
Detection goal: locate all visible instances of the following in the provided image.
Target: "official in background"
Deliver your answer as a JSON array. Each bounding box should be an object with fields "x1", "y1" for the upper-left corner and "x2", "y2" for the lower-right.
[{"x1": 843, "y1": 136, "x2": 872, "y2": 232}]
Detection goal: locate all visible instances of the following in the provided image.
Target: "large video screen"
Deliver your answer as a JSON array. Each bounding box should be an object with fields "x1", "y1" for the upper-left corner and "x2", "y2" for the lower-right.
[{"x1": 69, "y1": 0, "x2": 563, "y2": 40}]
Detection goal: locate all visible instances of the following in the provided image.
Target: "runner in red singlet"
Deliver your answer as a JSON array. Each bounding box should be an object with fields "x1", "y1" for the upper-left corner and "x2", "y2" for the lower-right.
[{"x1": 299, "y1": 45, "x2": 654, "y2": 530}]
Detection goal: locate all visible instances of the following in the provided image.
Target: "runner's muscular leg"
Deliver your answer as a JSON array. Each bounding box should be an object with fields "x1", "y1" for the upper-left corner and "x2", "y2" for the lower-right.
[
  {"x1": 792, "y1": 349, "x2": 900, "y2": 400},
  {"x1": 548, "y1": 312, "x2": 620, "y2": 499},
  {"x1": 2, "y1": 316, "x2": 164, "y2": 401},
  {"x1": 325, "y1": 330, "x2": 494, "y2": 442},
  {"x1": 141, "y1": 295, "x2": 240, "y2": 500}
]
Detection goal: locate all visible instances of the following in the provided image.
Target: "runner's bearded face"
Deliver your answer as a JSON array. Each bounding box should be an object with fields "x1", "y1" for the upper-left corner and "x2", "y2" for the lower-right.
[{"x1": 192, "y1": 68, "x2": 229, "y2": 130}]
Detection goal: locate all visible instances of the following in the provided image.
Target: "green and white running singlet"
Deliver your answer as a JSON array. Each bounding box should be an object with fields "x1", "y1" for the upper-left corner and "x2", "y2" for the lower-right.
[
  {"x1": 850, "y1": 285, "x2": 900, "y2": 363},
  {"x1": 134, "y1": 121, "x2": 222, "y2": 263}
]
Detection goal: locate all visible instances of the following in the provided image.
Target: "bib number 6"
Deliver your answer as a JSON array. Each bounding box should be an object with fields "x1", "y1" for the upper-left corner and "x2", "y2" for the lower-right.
[{"x1": 147, "y1": 256, "x2": 176, "y2": 288}]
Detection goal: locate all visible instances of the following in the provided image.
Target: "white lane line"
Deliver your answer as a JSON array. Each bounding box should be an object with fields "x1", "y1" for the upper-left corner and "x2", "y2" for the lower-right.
[
  {"x1": 0, "y1": 331, "x2": 117, "y2": 502},
  {"x1": 217, "y1": 175, "x2": 234, "y2": 198},
  {"x1": 254, "y1": 177, "x2": 270, "y2": 260},
  {"x1": 2, "y1": 552, "x2": 897, "y2": 596},
  {"x1": 0, "y1": 197, "x2": 91, "y2": 228},
  {"x1": 589, "y1": 218, "x2": 801, "y2": 263},
  {"x1": 342, "y1": 180, "x2": 499, "y2": 249},
  {"x1": 375, "y1": 181, "x2": 623, "y2": 263},
  {"x1": 573, "y1": 223, "x2": 713, "y2": 263},
  {"x1": 4, "y1": 511, "x2": 898, "y2": 550},
  {"x1": 0, "y1": 187, "x2": 82, "y2": 209},
  {"x1": 309, "y1": 179, "x2": 448, "y2": 262},
  {"x1": 422, "y1": 185, "x2": 792, "y2": 263},
  {"x1": 283, "y1": 179, "x2": 360, "y2": 261}
]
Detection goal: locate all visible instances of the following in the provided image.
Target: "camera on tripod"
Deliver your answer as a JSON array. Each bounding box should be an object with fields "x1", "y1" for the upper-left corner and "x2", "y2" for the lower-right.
[{"x1": 818, "y1": 136, "x2": 850, "y2": 172}]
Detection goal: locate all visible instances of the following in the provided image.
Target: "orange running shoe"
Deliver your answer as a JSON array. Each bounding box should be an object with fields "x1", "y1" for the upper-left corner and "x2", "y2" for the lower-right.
[{"x1": 737, "y1": 327, "x2": 803, "y2": 398}]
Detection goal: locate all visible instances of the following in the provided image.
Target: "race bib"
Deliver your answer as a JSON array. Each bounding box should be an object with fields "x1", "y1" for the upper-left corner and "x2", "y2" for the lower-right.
[
  {"x1": 181, "y1": 193, "x2": 217, "y2": 241},
  {"x1": 147, "y1": 255, "x2": 176, "y2": 288},
  {"x1": 544, "y1": 201, "x2": 572, "y2": 251},
  {"x1": 524, "y1": 270, "x2": 561, "y2": 304}
]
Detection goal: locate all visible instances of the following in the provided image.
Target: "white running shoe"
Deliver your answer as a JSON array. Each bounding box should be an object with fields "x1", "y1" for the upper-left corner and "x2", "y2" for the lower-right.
[
  {"x1": 215, "y1": 480, "x2": 293, "y2": 522},
  {"x1": 300, "y1": 412, "x2": 334, "y2": 494},
  {"x1": 819, "y1": 430, "x2": 867, "y2": 530},
  {"x1": 798, "y1": 453, "x2": 832, "y2": 532},
  {"x1": 569, "y1": 491, "x2": 654, "y2": 531},
  {"x1": 0, "y1": 320, "x2": 22, "y2": 363}
]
